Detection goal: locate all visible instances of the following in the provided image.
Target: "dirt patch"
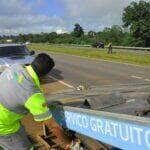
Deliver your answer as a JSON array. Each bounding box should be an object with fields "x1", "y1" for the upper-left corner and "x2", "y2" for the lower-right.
[{"x1": 22, "y1": 114, "x2": 42, "y2": 137}]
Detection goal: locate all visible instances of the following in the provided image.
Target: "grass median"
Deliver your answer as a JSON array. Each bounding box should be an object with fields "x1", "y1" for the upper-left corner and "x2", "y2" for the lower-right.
[{"x1": 28, "y1": 44, "x2": 150, "y2": 66}]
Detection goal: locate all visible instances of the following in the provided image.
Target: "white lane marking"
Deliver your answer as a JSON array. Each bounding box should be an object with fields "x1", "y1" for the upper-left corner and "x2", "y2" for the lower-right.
[
  {"x1": 126, "y1": 99, "x2": 135, "y2": 103},
  {"x1": 131, "y1": 75, "x2": 142, "y2": 79},
  {"x1": 131, "y1": 75, "x2": 150, "y2": 82},
  {"x1": 48, "y1": 75, "x2": 74, "y2": 88},
  {"x1": 145, "y1": 79, "x2": 150, "y2": 82}
]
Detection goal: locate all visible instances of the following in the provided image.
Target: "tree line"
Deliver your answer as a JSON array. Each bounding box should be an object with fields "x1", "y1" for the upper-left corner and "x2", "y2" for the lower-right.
[{"x1": 0, "y1": 1, "x2": 149, "y2": 47}]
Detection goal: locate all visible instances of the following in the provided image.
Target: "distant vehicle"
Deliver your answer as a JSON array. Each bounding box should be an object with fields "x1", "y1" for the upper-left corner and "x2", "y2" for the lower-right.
[
  {"x1": 6, "y1": 39, "x2": 13, "y2": 43},
  {"x1": 0, "y1": 44, "x2": 35, "y2": 73},
  {"x1": 92, "y1": 41, "x2": 105, "y2": 48},
  {"x1": 98, "y1": 41, "x2": 105, "y2": 48},
  {"x1": 25, "y1": 41, "x2": 31, "y2": 45}
]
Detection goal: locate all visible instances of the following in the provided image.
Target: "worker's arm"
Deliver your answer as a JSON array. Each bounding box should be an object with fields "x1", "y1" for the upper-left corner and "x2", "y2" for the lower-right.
[{"x1": 24, "y1": 93, "x2": 53, "y2": 122}]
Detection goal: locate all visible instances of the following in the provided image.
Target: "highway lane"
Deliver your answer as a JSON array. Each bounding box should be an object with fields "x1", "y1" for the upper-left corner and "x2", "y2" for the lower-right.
[
  {"x1": 45, "y1": 52, "x2": 150, "y2": 118},
  {"x1": 47, "y1": 52, "x2": 150, "y2": 88}
]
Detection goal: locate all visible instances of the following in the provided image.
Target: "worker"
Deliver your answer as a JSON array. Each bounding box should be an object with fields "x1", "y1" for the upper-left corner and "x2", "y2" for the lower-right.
[
  {"x1": 108, "y1": 43, "x2": 113, "y2": 54},
  {"x1": 0, "y1": 53, "x2": 56, "y2": 150}
]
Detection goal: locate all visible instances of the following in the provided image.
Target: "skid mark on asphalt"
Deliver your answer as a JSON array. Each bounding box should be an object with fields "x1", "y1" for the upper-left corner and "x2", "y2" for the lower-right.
[
  {"x1": 131, "y1": 75, "x2": 150, "y2": 82},
  {"x1": 48, "y1": 75, "x2": 75, "y2": 88}
]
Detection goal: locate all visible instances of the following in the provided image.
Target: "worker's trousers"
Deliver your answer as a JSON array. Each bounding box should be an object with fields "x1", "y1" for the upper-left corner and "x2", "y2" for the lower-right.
[{"x1": 0, "y1": 126, "x2": 33, "y2": 150}]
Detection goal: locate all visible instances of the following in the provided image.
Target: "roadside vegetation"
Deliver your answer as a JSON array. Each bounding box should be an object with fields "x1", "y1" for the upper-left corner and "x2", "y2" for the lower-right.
[
  {"x1": 28, "y1": 44, "x2": 150, "y2": 66},
  {"x1": 0, "y1": 1, "x2": 150, "y2": 48}
]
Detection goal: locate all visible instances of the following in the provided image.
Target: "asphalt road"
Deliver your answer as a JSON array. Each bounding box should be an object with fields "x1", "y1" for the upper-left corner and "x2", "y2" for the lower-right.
[
  {"x1": 48, "y1": 52, "x2": 150, "y2": 88},
  {"x1": 44, "y1": 52, "x2": 150, "y2": 118}
]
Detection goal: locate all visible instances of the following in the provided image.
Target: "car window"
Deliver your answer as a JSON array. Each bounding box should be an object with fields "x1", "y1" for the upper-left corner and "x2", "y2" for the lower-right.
[{"x1": 0, "y1": 46, "x2": 30, "y2": 57}]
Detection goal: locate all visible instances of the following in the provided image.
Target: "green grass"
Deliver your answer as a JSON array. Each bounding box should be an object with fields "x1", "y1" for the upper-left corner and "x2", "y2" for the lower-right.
[{"x1": 28, "y1": 43, "x2": 150, "y2": 66}]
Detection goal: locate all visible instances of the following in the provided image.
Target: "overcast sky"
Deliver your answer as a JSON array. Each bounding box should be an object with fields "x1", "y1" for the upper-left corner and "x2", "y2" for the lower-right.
[{"x1": 0, "y1": 0, "x2": 140, "y2": 35}]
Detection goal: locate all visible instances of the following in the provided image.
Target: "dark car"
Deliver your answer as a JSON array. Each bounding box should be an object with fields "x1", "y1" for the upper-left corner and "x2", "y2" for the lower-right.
[{"x1": 92, "y1": 41, "x2": 105, "y2": 48}]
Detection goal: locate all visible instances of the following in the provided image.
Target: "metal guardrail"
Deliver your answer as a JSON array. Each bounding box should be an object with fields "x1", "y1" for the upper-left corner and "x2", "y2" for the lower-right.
[
  {"x1": 48, "y1": 43, "x2": 150, "y2": 51},
  {"x1": 51, "y1": 106, "x2": 150, "y2": 150},
  {"x1": 110, "y1": 46, "x2": 150, "y2": 51},
  {"x1": 31, "y1": 43, "x2": 150, "y2": 51}
]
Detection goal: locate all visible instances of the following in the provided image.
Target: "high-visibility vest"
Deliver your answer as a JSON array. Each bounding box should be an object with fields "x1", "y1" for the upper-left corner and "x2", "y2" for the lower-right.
[{"x1": 0, "y1": 64, "x2": 52, "y2": 135}]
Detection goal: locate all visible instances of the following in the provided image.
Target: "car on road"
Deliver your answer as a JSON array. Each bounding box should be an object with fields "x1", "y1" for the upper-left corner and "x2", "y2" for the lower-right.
[
  {"x1": 0, "y1": 44, "x2": 35, "y2": 73},
  {"x1": 92, "y1": 41, "x2": 105, "y2": 48}
]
